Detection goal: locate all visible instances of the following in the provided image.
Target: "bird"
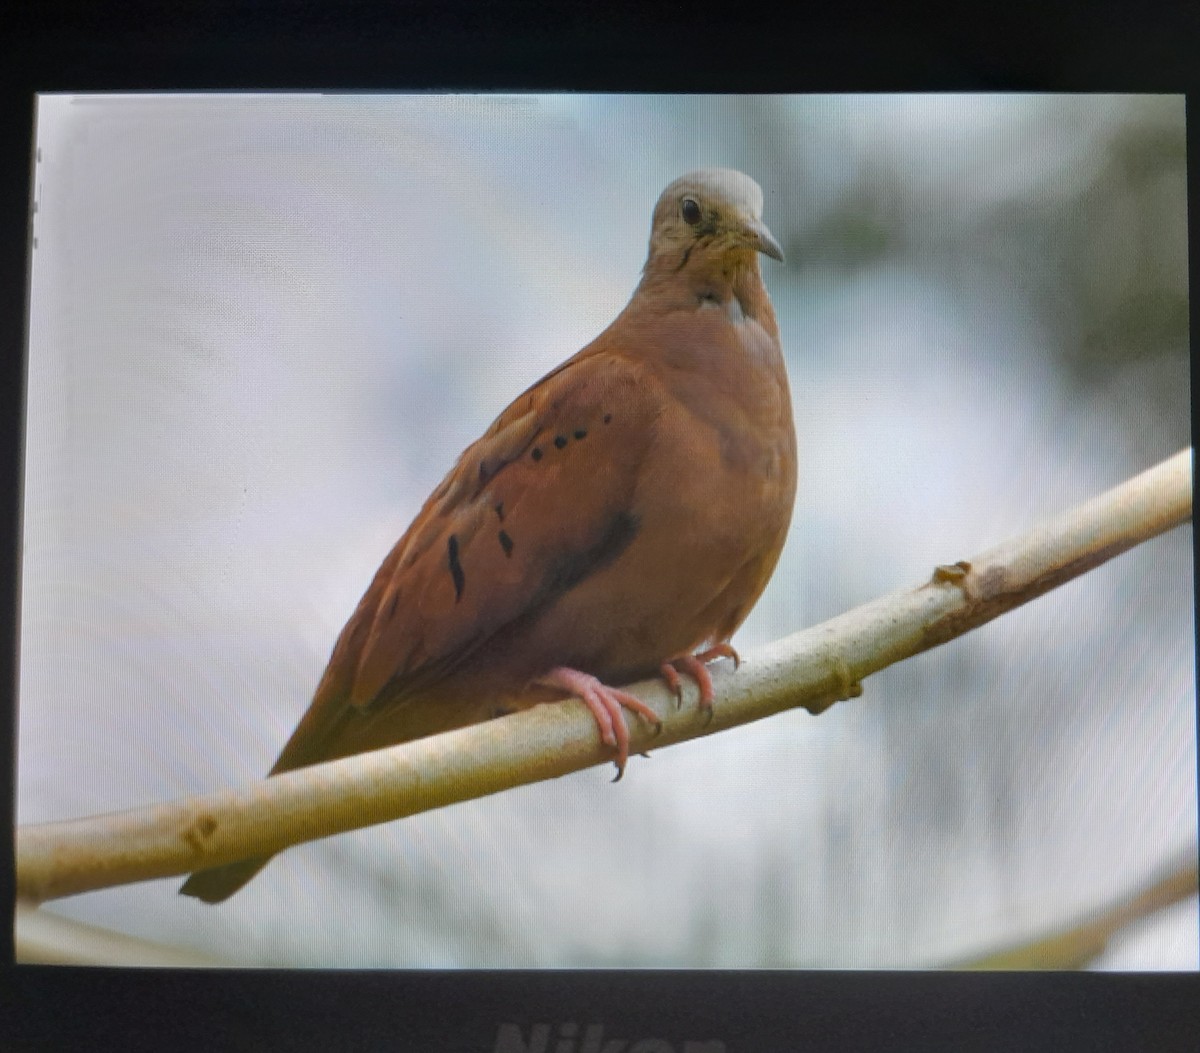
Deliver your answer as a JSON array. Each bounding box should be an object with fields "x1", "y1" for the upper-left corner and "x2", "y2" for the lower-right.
[{"x1": 180, "y1": 168, "x2": 797, "y2": 903}]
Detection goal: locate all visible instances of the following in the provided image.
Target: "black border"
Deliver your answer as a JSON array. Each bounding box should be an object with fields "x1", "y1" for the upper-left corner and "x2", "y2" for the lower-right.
[
  {"x1": 3, "y1": 2, "x2": 1199, "y2": 1050},
  {"x1": 7, "y1": 969, "x2": 1200, "y2": 1051}
]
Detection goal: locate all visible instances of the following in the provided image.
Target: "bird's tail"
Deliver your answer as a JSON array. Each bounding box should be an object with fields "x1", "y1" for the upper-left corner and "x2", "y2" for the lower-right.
[
  {"x1": 177, "y1": 670, "x2": 472, "y2": 903},
  {"x1": 177, "y1": 677, "x2": 370, "y2": 903},
  {"x1": 179, "y1": 855, "x2": 273, "y2": 904}
]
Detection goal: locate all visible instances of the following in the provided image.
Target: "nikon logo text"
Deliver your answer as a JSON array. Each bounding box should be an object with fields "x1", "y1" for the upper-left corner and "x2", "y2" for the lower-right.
[{"x1": 494, "y1": 1022, "x2": 726, "y2": 1053}]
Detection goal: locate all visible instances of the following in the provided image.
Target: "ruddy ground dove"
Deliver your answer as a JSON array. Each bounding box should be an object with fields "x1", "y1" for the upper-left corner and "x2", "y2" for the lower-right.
[{"x1": 181, "y1": 168, "x2": 797, "y2": 902}]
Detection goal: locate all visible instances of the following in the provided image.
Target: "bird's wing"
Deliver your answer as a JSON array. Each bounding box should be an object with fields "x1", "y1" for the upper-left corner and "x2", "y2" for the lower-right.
[{"x1": 327, "y1": 347, "x2": 662, "y2": 714}]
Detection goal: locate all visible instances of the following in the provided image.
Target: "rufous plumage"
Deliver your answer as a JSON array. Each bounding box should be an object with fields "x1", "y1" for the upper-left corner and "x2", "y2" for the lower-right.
[{"x1": 181, "y1": 168, "x2": 796, "y2": 902}]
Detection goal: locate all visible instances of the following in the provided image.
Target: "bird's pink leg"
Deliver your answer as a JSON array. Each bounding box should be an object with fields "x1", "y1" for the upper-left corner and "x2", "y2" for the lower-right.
[
  {"x1": 660, "y1": 643, "x2": 740, "y2": 719},
  {"x1": 537, "y1": 667, "x2": 662, "y2": 781}
]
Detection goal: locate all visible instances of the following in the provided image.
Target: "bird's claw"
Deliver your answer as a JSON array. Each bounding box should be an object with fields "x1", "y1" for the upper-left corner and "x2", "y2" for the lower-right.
[
  {"x1": 660, "y1": 643, "x2": 739, "y2": 719},
  {"x1": 658, "y1": 661, "x2": 685, "y2": 707},
  {"x1": 539, "y1": 666, "x2": 660, "y2": 780},
  {"x1": 540, "y1": 645, "x2": 737, "y2": 780},
  {"x1": 698, "y1": 642, "x2": 741, "y2": 671}
]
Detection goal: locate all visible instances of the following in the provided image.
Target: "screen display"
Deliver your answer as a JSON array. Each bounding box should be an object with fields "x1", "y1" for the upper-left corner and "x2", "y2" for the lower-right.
[{"x1": 15, "y1": 93, "x2": 1195, "y2": 969}]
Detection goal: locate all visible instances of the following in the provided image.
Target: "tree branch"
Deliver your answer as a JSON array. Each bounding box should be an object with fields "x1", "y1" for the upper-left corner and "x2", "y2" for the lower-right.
[
  {"x1": 948, "y1": 851, "x2": 1199, "y2": 970},
  {"x1": 16, "y1": 448, "x2": 1192, "y2": 903},
  {"x1": 14, "y1": 902, "x2": 227, "y2": 967}
]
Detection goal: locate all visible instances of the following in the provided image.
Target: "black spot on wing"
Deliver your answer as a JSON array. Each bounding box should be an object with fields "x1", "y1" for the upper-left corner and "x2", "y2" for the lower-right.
[
  {"x1": 447, "y1": 534, "x2": 465, "y2": 601},
  {"x1": 390, "y1": 510, "x2": 643, "y2": 702},
  {"x1": 547, "y1": 510, "x2": 640, "y2": 595},
  {"x1": 498, "y1": 530, "x2": 514, "y2": 557},
  {"x1": 554, "y1": 435, "x2": 567, "y2": 449}
]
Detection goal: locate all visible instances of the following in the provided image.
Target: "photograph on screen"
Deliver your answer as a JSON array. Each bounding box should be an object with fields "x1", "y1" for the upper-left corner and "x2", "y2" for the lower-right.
[{"x1": 15, "y1": 93, "x2": 1196, "y2": 969}]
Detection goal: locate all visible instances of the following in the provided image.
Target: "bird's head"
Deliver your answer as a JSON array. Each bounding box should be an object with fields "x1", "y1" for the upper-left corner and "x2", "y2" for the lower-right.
[{"x1": 646, "y1": 168, "x2": 784, "y2": 270}]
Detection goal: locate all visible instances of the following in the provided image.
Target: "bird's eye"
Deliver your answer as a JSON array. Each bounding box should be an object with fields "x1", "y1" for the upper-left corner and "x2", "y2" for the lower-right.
[{"x1": 681, "y1": 197, "x2": 702, "y2": 225}]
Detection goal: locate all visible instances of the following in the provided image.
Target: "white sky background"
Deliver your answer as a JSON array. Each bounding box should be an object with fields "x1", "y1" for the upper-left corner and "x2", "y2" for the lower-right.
[{"x1": 18, "y1": 94, "x2": 1195, "y2": 968}]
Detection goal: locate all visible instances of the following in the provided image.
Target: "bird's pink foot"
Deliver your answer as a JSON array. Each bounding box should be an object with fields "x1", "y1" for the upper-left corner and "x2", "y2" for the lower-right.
[
  {"x1": 660, "y1": 644, "x2": 740, "y2": 721},
  {"x1": 538, "y1": 666, "x2": 662, "y2": 781}
]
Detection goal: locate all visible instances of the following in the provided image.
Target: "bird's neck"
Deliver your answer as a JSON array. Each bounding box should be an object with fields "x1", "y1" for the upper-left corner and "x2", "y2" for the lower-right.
[{"x1": 634, "y1": 247, "x2": 778, "y2": 335}]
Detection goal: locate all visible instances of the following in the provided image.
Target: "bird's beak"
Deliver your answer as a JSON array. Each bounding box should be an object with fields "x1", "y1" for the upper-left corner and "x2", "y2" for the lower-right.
[{"x1": 745, "y1": 217, "x2": 785, "y2": 263}]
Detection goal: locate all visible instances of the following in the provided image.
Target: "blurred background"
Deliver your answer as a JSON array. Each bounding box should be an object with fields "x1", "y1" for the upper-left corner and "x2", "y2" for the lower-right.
[{"x1": 18, "y1": 94, "x2": 1194, "y2": 968}]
